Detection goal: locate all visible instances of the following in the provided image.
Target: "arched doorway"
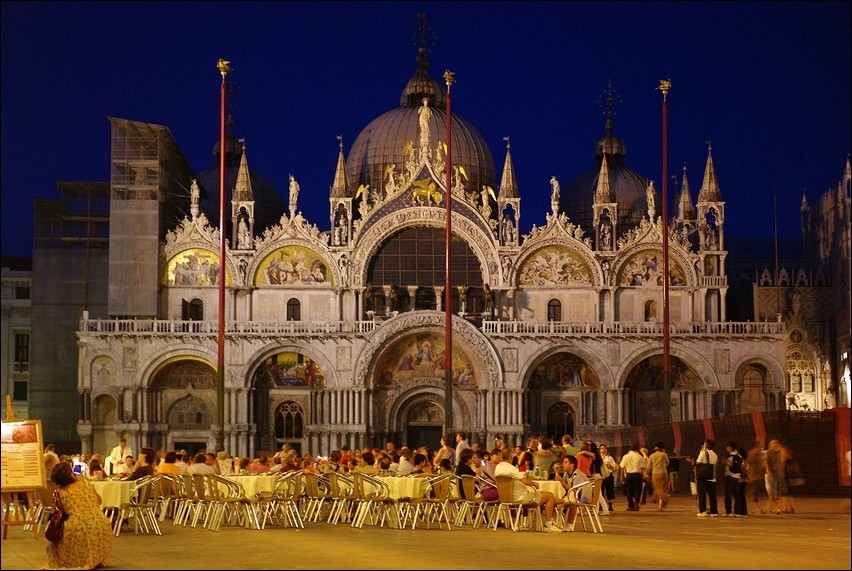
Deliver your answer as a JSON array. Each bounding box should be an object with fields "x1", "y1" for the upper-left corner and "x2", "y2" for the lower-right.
[
  {"x1": 545, "y1": 401, "x2": 575, "y2": 442},
  {"x1": 403, "y1": 399, "x2": 444, "y2": 450}
]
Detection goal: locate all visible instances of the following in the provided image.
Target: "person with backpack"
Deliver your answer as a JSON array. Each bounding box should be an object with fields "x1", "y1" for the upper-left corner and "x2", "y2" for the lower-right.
[{"x1": 722, "y1": 440, "x2": 745, "y2": 517}]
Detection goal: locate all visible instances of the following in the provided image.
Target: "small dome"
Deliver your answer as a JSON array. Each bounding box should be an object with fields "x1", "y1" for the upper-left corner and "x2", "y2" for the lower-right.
[
  {"x1": 561, "y1": 119, "x2": 649, "y2": 232},
  {"x1": 197, "y1": 120, "x2": 284, "y2": 236}
]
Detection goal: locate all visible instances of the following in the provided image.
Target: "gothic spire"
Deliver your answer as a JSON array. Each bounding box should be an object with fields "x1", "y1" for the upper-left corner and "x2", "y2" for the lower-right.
[
  {"x1": 677, "y1": 163, "x2": 694, "y2": 221},
  {"x1": 498, "y1": 136, "x2": 518, "y2": 199},
  {"x1": 698, "y1": 142, "x2": 722, "y2": 202},
  {"x1": 330, "y1": 135, "x2": 348, "y2": 198},
  {"x1": 594, "y1": 152, "x2": 613, "y2": 203},
  {"x1": 232, "y1": 139, "x2": 253, "y2": 202}
]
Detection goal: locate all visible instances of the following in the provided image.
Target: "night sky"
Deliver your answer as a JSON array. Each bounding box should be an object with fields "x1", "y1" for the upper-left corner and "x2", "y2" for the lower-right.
[{"x1": 2, "y1": 1, "x2": 849, "y2": 258}]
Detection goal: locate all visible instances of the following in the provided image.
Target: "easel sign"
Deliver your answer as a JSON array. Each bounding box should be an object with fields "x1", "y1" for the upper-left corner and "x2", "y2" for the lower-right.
[
  {"x1": 2, "y1": 396, "x2": 45, "y2": 539},
  {"x1": 1, "y1": 417, "x2": 46, "y2": 491}
]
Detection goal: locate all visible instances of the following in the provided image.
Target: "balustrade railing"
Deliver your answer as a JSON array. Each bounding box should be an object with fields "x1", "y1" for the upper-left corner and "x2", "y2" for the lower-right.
[{"x1": 79, "y1": 317, "x2": 785, "y2": 338}]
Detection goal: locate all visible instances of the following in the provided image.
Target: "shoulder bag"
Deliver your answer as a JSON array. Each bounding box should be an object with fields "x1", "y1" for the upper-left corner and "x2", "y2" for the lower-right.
[
  {"x1": 695, "y1": 450, "x2": 715, "y2": 480},
  {"x1": 45, "y1": 490, "x2": 66, "y2": 543}
]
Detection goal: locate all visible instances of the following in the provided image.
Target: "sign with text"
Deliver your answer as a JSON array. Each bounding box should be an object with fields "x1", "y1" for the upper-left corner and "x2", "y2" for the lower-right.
[{"x1": 1, "y1": 419, "x2": 46, "y2": 491}]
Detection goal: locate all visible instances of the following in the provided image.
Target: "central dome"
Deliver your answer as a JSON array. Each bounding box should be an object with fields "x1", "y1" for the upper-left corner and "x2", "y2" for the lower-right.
[{"x1": 346, "y1": 46, "x2": 496, "y2": 198}]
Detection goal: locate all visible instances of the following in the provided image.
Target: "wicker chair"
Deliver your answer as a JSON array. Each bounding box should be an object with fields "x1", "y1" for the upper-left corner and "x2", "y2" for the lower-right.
[{"x1": 492, "y1": 474, "x2": 543, "y2": 532}]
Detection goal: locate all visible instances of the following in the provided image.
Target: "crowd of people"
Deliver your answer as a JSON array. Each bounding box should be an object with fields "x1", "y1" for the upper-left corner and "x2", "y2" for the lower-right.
[{"x1": 39, "y1": 433, "x2": 804, "y2": 547}]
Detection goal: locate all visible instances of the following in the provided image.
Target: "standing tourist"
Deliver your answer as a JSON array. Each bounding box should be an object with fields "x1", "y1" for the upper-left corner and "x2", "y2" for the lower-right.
[
  {"x1": 107, "y1": 438, "x2": 132, "y2": 477},
  {"x1": 721, "y1": 440, "x2": 745, "y2": 516},
  {"x1": 454, "y1": 431, "x2": 472, "y2": 466},
  {"x1": 619, "y1": 443, "x2": 646, "y2": 511},
  {"x1": 598, "y1": 444, "x2": 619, "y2": 512},
  {"x1": 647, "y1": 442, "x2": 670, "y2": 511},
  {"x1": 695, "y1": 439, "x2": 720, "y2": 517}
]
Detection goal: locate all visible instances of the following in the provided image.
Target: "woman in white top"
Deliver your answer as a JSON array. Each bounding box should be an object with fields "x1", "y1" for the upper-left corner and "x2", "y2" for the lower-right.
[{"x1": 433, "y1": 434, "x2": 455, "y2": 469}]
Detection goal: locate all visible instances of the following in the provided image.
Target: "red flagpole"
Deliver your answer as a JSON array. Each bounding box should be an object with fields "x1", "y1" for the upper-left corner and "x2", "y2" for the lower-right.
[
  {"x1": 215, "y1": 59, "x2": 231, "y2": 453},
  {"x1": 443, "y1": 70, "x2": 455, "y2": 436},
  {"x1": 659, "y1": 79, "x2": 671, "y2": 423}
]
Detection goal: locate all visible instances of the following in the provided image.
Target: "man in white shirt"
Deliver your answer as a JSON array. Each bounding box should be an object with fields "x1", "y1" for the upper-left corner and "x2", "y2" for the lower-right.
[
  {"x1": 619, "y1": 443, "x2": 647, "y2": 511},
  {"x1": 174, "y1": 452, "x2": 191, "y2": 474},
  {"x1": 188, "y1": 452, "x2": 216, "y2": 474},
  {"x1": 395, "y1": 448, "x2": 414, "y2": 476},
  {"x1": 454, "y1": 432, "x2": 472, "y2": 466},
  {"x1": 108, "y1": 438, "x2": 132, "y2": 476},
  {"x1": 494, "y1": 447, "x2": 562, "y2": 532}
]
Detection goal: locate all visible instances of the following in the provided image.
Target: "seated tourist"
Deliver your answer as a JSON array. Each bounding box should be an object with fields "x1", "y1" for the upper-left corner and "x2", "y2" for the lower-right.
[{"x1": 494, "y1": 446, "x2": 562, "y2": 532}]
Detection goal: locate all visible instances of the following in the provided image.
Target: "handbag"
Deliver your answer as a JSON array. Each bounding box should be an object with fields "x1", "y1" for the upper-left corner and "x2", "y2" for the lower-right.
[
  {"x1": 695, "y1": 451, "x2": 715, "y2": 480},
  {"x1": 45, "y1": 490, "x2": 66, "y2": 543}
]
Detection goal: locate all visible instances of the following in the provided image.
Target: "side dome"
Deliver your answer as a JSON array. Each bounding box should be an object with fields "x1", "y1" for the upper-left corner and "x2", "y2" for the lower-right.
[
  {"x1": 197, "y1": 116, "x2": 284, "y2": 235},
  {"x1": 561, "y1": 119, "x2": 650, "y2": 232},
  {"x1": 345, "y1": 44, "x2": 496, "y2": 198}
]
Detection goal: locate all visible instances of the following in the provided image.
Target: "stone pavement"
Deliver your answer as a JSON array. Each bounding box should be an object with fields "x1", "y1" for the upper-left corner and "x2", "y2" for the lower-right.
[{"x1": 2, "y1": 494, "x2": 849, "y2": 570}]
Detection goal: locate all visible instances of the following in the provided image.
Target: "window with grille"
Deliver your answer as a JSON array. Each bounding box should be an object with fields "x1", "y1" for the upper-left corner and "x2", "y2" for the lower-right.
[
  {"x1": 787, "y1": 350, "x2": 815, "y2": 393},
  {"x1": 274, "y1": 401, "x2": 304, "y2": 442},
  {"x1": 13, "y1": 333, "x2": 28, "y2": 373},
  {"x1": 547, "y1": 299, "x2": 561, "y2": 322},
  {"x1": 366, "y1": 227, "x2": 483, "y2": 290},
  {"x1": 182, "y1": 298, "x2": 204, "y2": 320},
  {"x1": 286, "y1": 298, "x2": 301, "y2": 321},
  {"x1": 546, "y1": 402, "x2": 575, "y2": 441}
]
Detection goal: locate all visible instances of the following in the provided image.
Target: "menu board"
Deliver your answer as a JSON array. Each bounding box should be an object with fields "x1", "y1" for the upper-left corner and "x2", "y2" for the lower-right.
[{"x1": 1, "y1": 419, "x2": 46, "y2": 491}]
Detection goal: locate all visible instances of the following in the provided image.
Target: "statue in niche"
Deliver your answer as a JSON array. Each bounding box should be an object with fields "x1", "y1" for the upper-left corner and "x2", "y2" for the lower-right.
[
  {"x1": 483, "y1": 283, "x2": 493, "y2": 315},
  {"x1": 502, "y1": 217, "x2": 516, "y2": 244},
  {"x1": 338, "y1": 254, "x2": 351, "y2": 288},
  {"x1": 600, "y1": 219, "x2": 612, "y2": 250},
  {"x1": 333, "y1": 204, "x2": 349, "y2": 245},
  {"x1": 237, "y1": 215, "x2": 251, "y2": 249}
]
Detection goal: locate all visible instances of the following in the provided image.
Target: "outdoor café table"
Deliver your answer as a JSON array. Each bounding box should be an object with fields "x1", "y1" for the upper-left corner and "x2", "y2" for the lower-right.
[
  {"x1": 534, "y1": 479, "x2": 566, "y2": 500},
  {"x1": 89, "y1": 479, "x2": 136, "y2": 510},
  {"x1": 223, "y1": 474, "x2": 279, "y2": 499},
  {"x1": 375, "y1": 476, "x2": 430, "y2": 500}
]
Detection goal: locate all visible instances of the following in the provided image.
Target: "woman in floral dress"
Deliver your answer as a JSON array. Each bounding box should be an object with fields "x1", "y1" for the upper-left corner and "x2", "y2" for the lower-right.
[{"x1": 46, "y1": 461, "x2": 112, "y2": 569}]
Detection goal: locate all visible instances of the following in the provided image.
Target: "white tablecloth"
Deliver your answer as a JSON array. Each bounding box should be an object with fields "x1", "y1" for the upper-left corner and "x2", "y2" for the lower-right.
[
  {"x1": 375, "y1": 476, "x2": 429, "y2": 500},
  {"x1": 534, "y1": 479, "x2": 567, "y2": 500},
  {"x1": 223, "y1": 474, "x2": 279, "y2": 498},
  {"x1": 89, "y1": 480, "x2": 135, "y2": 509}
]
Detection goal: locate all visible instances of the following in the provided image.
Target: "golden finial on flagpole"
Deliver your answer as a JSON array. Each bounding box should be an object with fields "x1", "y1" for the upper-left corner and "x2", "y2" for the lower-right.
[
  {"x1": 217, "y1": 59, "x2": 232, "y2": 80},
  {"x1": 657, "y1": 79, "x2": 671, "y2": 101},
  {"x1": 444, "y1": 69, "x2": 455, "y2": 92}
]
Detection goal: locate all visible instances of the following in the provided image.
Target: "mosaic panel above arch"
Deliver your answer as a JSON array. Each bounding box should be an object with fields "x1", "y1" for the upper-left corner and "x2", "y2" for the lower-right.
[
  {"x1": 374, "y1": 331, "x2": 478, "y2": 390},
  {"x1": 163, "y1": 248, "x2": 232, "y2": 286},
  {"x1": 617, "y1": 249, "x2": 687, "y2": 287},
  {"x1": 518, "y1": 246, "x2": 593, "y2": 286},
  {"x1": 528, "y1": 353, "x2": 600, "y2": 390},
  {"x1": 255, "y1": 246, "x2": 332, "y2": 286},
  {"x1": 151, "y1": 359, "x2": 216, "y2": 389},
  {"x1": 624, "y1": 355, "x2": 702, "y2": 390},
  {"x1": 253, "y1": 351, "x2": 327, "y2": 389}
]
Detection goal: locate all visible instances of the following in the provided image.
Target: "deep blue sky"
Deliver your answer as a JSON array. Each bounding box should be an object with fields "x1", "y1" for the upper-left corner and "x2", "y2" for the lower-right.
[{"x1": 2, "y1": 1, "x2": 849, "y2": 258}]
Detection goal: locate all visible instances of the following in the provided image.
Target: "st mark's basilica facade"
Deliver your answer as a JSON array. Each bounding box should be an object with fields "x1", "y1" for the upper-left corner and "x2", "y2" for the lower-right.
[{"x1": 69, "y1": 40, "x2": 842, "y2": 459}]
